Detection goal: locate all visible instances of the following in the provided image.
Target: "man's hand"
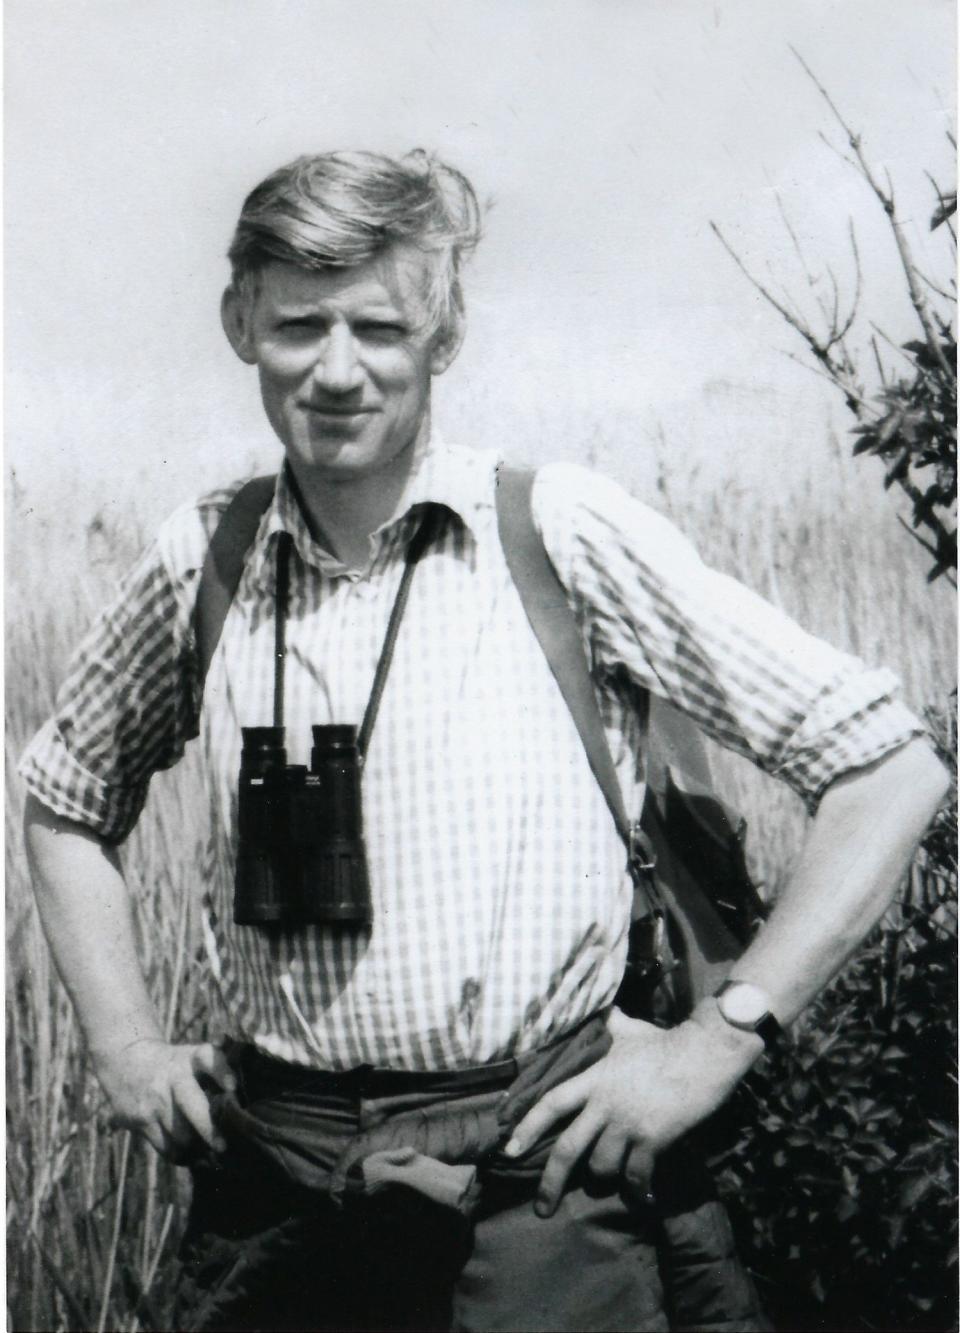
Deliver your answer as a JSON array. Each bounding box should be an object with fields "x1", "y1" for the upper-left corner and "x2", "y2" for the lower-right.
[
  {"x1": 93, "y1": 1038, "x2": 236, "y2": 1163},
  {"x1": 504, "y1": 1008, "x2": 759, "y2": 1216}
]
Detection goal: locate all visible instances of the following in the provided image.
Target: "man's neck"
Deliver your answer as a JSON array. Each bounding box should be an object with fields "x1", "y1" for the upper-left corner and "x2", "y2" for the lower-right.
[{"x1": 286, "y1": 423, "x2": 430, "y2": 570}]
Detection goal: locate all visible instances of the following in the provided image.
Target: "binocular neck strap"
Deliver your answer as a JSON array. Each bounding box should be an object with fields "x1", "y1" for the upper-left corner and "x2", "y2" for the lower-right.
[
  {"x1": 271, "y1": 507, "x2": 439, "y2": 757},
  {"x1": 357, "y1": 506, "x2": 438, "y2": 759},
  {"x1": 273, "y1": 531, "x2": 293, "y2": 728}
]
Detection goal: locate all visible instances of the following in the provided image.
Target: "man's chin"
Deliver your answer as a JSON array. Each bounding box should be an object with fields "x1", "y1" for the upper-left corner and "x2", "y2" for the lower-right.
[
  {"x1": 290, "y1": 435, "x2": 370, "y2": 476},
  {"x1": 285, "y1": 425, "x2": 420, "y2": 484}
]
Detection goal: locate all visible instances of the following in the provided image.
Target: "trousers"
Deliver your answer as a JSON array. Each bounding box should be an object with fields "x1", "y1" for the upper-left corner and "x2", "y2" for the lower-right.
[{"x1": 177, "y1": 1016, "x2": 769, "y2": 1332}]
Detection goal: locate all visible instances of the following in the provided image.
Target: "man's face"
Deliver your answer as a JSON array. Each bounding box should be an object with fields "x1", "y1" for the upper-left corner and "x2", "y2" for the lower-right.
[{"x1": 224, "y1": 246, "x2": 460, "y2": 482}]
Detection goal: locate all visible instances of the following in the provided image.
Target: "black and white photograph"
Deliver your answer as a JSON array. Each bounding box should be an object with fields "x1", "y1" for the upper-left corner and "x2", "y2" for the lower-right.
[{"x1": 7, "y1": 2, "x2": 957, "y2": 1330}]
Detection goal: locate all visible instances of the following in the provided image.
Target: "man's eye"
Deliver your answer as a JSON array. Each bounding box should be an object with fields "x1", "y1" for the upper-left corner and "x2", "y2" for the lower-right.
[{"x1": 356, "y1": 322, "x2": 406, "y2": 340}]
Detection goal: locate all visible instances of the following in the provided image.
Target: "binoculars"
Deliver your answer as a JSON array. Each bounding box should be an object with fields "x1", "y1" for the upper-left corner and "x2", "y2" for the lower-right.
[{"x1": 234, "y1": 724, "x2": 372, "y2": 927}]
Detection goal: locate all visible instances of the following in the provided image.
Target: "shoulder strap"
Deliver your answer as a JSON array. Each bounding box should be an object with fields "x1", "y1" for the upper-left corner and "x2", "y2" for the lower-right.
[
  {"x1": 192, "y1": 474, "x2": 277, "y2": 687},
  {"x1": 494, "y1": 464, "x2": 637, "y2": 853},
  {"x1": 494, "y1": 463, "x2": 765, "y2": 973},
  {"x1": 494, "y1": 463, "x2": 725, "y2": 820}
]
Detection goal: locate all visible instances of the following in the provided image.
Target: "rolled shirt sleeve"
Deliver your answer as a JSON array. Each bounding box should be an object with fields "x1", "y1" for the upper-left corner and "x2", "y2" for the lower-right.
[
  {"x1": 18, "y1": 524, "x2": 204, "y2": 842},
  {"x1": 533, "y1": 463, "x2": 925, "y2": 810}
]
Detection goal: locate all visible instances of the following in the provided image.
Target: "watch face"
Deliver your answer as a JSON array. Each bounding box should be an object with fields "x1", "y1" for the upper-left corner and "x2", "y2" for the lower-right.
[{"x1": 718, "y1": 981, "x2": 770, "y2": 1027}]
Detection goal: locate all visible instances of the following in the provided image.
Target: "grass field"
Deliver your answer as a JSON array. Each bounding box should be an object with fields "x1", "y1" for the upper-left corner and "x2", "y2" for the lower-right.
[{"x1": 6, "y1": 425, "x2": 956, "y2": 1331}]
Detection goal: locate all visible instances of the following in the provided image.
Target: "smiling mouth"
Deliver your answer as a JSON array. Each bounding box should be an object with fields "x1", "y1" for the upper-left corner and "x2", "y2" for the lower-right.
[{"x1": 304, "y1": 404, "x2": 376, "y2": 417}]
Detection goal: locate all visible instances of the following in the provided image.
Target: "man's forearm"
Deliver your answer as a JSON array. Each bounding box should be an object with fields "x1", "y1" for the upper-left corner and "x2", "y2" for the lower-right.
[
  {"x1": 24, "y1": 795, "x2": 234, "y2": 1159},
  {"x1": 691, "y1": 735, "x2": 951, "y2": 1051},
  {"x1": 23, "y1": 794, "x2": 164, "y2": 1060},
  {"x1": 506, "y1": 735, "x2": 950, "y2": 1208}
]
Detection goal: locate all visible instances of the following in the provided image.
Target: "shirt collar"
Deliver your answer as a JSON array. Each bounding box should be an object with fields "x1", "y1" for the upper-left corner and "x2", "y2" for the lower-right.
[
  {"x1": 246, "y1": 437, "x2": 495, "y2": 588},
  {"x1": 385, "y1": 436, "x2": 491, "y2": 541}
]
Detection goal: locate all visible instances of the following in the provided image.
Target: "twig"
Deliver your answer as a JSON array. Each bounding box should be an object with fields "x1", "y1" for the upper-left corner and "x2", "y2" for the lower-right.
[
  {"x1": 871, "y1": 335, "x2": 887, "y2": 387},
  {"x1": 778, "y1": 349, "x2": 873, "y2": 416},
  {"x1": 791, "y1": 45, "x2": 956, "y2": 383},
  {"x1": 826, "y1": 265, "x2": 841, "y2": 332},
  {"x1": 868, "y1": 322, "x2": 922, "y2": 370},
  {"x1": 817, "y1": 129, "x2": 859, "y2": 175},
  {"x1": 917, "y1": 267, "x2": 957, "y2": 304},
  {"x1": 924, "y1": 170, "x2": 957, "y2": 231},
  {"x1": 711, "y1": 221, "x2": 835, "y2": 365},
  {"x1": 775, "y1": 191, "x2": 834, "y2": 328},
  {"x1": 841, "y1": 222, "x2": 863, "y2": 344}
]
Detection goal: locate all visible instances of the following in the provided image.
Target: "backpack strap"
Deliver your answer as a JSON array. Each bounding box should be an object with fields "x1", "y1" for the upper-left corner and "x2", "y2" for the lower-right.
[
  {"x1": 494, "y1": 463, "x2": 766, "y2": 1014},
  {"x1": 192, "y1": 474, "x2": 277, "y2": 688},
  {"x1": 493, "y1": 465, "x2": 647, "y2": 869}
]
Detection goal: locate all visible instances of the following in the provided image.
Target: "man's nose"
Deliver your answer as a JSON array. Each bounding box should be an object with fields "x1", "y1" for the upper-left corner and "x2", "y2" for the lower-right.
[{"x1": 313, "y1": 325, "x2": 363, "y2": 394}]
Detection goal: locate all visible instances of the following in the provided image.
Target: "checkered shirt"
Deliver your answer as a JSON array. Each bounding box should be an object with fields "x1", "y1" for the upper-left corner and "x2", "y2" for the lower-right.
[{"x1": 19, "y1": 442, "x2": 923, "y2": 1070}]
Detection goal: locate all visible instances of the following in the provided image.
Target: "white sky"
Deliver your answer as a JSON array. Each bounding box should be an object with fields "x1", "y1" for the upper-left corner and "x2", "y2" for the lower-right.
[{"x1": 6, "y1": 0, "x2": 956, "y2": 534}]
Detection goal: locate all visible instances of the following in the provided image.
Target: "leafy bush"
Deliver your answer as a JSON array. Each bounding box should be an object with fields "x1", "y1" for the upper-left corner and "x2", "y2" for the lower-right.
[
  {"x1": 717, "y1": 704, "x2": 957, "y2": 1332},
  {"x1": 851, "y1": 328, "x2": 956, "y2": 584},
  {"x1": 713, "y1": 55, "x2": 957, "y2": 1333}
]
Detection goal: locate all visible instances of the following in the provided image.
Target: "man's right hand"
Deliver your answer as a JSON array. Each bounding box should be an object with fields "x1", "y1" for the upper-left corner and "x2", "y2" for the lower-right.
[{"x1": 93, "y1": 1038, "x2": 236, "y2": 1162}]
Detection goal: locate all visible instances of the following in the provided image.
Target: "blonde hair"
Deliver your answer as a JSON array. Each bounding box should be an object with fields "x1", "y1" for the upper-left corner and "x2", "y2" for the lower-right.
[{"x1": 227, "y1": 149, "x2": 482, "y2": 335}]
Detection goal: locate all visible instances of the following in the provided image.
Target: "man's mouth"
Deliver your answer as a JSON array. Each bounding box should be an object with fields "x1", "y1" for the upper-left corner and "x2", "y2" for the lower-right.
[{"x1": 303, "y1": 404, "x2": 376, "y2": 417}]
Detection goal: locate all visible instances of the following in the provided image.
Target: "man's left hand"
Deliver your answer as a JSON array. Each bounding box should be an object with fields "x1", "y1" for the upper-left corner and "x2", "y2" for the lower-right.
[{"x1": 504, "y1": 1007, "x2": 760, "y2": 1216}]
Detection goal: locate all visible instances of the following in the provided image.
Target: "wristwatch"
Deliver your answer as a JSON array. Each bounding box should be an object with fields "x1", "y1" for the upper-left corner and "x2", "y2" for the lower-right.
[{"x1": 713, "y1": 980, "x2": 783, "y2": 1050}]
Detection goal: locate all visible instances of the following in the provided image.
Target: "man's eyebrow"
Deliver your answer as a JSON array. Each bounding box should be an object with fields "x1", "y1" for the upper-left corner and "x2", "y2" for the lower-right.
[{"x1": 270, "y1": 301, "x2": 408, "y2": 321}]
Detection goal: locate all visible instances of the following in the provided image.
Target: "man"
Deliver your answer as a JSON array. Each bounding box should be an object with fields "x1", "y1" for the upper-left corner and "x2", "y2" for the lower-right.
[{"x1": 21, "y1": 150, "x2": 948, "y2": 1331}]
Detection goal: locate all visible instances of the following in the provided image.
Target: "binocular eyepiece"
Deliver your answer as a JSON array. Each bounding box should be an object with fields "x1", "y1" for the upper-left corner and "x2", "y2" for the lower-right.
[{"x1": 234, "y1": 724, "x2": 372, "y2": 928}]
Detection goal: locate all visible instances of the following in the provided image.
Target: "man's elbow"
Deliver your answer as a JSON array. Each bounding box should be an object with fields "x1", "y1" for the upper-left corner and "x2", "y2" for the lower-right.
[
  {"x1": 870, "y1": 736, "x2": 952, "y2": 827},
  {"x1": 822, "y1": 736, "x2": 951, "y2": 827},
  {"x1": 903, "y1": 736, "x2": 953, "y2": 809}
]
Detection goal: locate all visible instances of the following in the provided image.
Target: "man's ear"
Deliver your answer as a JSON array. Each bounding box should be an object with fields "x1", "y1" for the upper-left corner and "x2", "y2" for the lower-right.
[
  {"x1": 220, "y1": 286, "x2": 258, "y2": 365},
  {"x1": 429, "y1": 301, "x2": 466, "y2": 376}
]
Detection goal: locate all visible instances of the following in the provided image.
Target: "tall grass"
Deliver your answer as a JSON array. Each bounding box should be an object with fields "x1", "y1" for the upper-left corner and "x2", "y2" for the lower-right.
[{"x1": 6, "y1": 427, "x2": 955, "y2": 1330}]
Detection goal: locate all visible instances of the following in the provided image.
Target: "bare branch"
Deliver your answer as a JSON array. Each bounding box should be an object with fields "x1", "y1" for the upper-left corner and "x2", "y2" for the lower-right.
[
  {"x1": 825, "y1": 222, "x2": 862, "y2": 351},
  {"x1": 772, "y1": 278, "x2": 800, "y2": 314},
  {"x1": 871, "y1": 335, "x2": 887, "y2": 387},
  {"x1": 883, "y1": 166, "x2": 896, "y2": 210},
  {"x1": 826, "y1": 265, "x2": 841, "y2": 332},
  {"x1": 775, "y1": 191, "x2": 810, "y2": 276},
  {"x1": 924, "y1": 170, "x2": 957, "y2": 232},
  {"x1": 917, "y1": 267, "x2": 957, "y2": 304},
  {"x1": 817, "y1": 129, "x2": 860, "y2": 175},
  {"x1": 775, "y1": 286, "x2": 811, "y2": 331},
  {"x1": 778, "y1": 348, "x2": 873, "y2": 418},
  {"x1": 774, "y1": 193, "x2": 832, "y2": 323},
  {"x1": 791, "y1": 46, "x2": 955, "y2": 382},
  {"x1": 791, "y1": 47, "x2": 868, "y2": 149},
  {"x1": 710, "y1": 221, "x2": 830, "y2": 356},
  {"x1": 869, "y1": 322, "x2": 923, "y2": 371}
]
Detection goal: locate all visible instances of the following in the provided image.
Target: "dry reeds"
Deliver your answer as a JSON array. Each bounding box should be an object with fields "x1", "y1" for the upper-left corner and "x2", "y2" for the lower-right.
[{"x1": 5, "y1": 427, "x2": 955, "y2": 1330}]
